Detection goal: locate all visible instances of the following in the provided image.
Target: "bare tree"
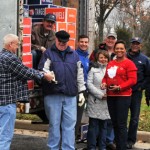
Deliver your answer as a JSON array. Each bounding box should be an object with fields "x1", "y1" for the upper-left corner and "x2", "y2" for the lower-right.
[
  {"x1": 119, "y1": 0, "x2": 146, "y2": 36},
  {"x1": 141, "y1": 9, "x2": 150, "y2": 40},
  {"x1": 115, "y1": 0, "x2": 150, "y2": 54},
  {"x1": 95, "y1": 0, "x2": 120, "y2": 42},
  {"x1": 140, "y1": 8, "x2": 150, "y2": 55}
]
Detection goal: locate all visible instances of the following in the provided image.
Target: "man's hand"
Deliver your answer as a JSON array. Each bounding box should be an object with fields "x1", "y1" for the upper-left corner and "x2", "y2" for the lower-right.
[
  {"x1": 78, "y1": 93, "x2": 85, "y2": 107},
  {"x1": 44, "y1": 72, "x2": 55, "y2": 82},
  {"x1": 43, "y1": 68, "x2": 58, "y2": 84},
  {"x1": 41, "y1": 46, "x2": 46, "y2": 52}
]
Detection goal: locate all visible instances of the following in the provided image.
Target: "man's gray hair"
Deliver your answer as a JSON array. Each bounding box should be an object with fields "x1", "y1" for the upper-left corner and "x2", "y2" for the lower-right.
[{"x1": 3, "y1": 34, "x2": 18, "y2": 46}]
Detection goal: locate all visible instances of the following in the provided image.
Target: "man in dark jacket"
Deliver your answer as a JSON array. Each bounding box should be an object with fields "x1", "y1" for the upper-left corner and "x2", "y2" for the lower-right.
[
  {"x1": 38, "y1": 30, "x2": 86, "y2": 150},
  {"x1": 126, "y1": 37, "x2": 150, "y2": 149},
  {"x1": 31, "y1": 13, "x2": 56, "y2": 69}
]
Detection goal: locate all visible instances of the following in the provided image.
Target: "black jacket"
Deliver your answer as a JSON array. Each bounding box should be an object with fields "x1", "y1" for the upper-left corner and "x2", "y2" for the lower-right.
[{"x1": 127, "y1": 49, "x2": 150, "y2": 92}]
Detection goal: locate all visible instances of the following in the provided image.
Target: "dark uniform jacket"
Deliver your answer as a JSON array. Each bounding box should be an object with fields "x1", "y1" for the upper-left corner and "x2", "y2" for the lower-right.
[{"x1": 127, "y1": 49, "x2": 150, "y2": 92}]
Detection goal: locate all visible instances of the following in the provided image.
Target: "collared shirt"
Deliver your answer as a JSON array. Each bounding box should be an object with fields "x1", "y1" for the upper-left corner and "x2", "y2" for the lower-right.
[{"x1": 0, "y1": 49, "x2": 43, "y2": 105}]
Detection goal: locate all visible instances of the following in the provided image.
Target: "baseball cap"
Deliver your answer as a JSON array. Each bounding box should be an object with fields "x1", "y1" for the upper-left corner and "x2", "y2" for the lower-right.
[
  {"x1": 55, "y1": 30, "x2": 70, "y2": 43},
  {"x1": 131, "y1": 37, "x2": 142, "y2": 43},
  {"x1": 107, "y1": 32, "x2": 117, "y2": 39},
  {"x1": 44, "y1": 13, "x2": 56, "y2": 22}
]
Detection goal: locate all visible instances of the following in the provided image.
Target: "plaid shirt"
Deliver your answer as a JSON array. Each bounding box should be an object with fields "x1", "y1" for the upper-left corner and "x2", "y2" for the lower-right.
[{"x1": 0, "y1": 49, "x2": 43, "y2": 106}]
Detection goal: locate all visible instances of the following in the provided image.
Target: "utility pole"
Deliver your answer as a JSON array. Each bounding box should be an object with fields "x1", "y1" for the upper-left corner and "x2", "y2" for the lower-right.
[
  {"x1": 79, "y1": 0, "x2": 88, "y2": 35},
  {"x1": 88, "y1": 0, "x2": 95, "y2": 53}
]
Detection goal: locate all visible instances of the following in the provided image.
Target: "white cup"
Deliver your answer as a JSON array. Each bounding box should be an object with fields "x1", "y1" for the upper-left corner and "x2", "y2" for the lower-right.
[{"x1": 25, "y1": 103, "x2": 30, "y2": 113}]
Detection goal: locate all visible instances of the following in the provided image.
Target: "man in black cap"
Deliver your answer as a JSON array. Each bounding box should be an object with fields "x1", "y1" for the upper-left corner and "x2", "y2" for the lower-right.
[
  {"x1": 126, "y1": 37, "x2": 150, "y2": 149},
  {"x1": 31, "y1": 13, "x2": 56, "y2": 69},
  {"x1": 38, "y1": 30, "x2": 86, "y2": 150}
]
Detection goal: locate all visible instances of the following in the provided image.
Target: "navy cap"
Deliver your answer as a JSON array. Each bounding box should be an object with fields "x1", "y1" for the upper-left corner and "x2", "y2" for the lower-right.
[
  {"x1": 131, "y1": 37, "x2": 142, "y2": 43},
  {"x1": 55, "y1": 30, "x2": 70, "y2": 43},
  {"x1": 44, "y1": 13, "x2": 56, "y2": 22}
]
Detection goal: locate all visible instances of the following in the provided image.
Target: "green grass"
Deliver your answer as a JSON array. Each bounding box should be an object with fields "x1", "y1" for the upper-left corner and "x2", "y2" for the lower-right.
[
  {"x1": 16, "y1": 113, "x2": 41, "y2": 121},
  {"x1": 138, "y1": 98, "x2": 150, "y2": 132},
  {"x1": 16, "y1": 94, "x2": 150, "y2": 131},
  {"x1": 128, "y1": 93, "x2": 150, "y2": 132}
]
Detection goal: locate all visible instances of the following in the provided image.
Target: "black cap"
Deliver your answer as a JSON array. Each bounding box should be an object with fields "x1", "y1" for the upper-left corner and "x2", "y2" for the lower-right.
[
  {"x1": 44, "y1": 13, "x2": 56, "y2": 22},
  {"x1": 55, "y1": 30, "x2": 70, "y2": 43}
]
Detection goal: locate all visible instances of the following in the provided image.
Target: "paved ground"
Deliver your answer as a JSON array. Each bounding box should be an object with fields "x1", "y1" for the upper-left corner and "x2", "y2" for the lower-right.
[
  {"x1": 10, "y1": 112, "x2": 150, "y2": 150},
  {"x1": 10, "y1": 128, "x2": 150, "y2": 150}
]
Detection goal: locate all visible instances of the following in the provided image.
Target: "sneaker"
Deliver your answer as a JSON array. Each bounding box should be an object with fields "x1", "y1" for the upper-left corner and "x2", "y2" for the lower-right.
[{"x1": 126, "y1": 142, "x2": 134, "y2": 149}]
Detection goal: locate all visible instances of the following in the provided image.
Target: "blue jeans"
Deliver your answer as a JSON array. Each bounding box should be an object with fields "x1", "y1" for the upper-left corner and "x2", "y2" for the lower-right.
[
  {"x1": 128, "y1": 90, "x2": 142, "y2": 144},
  {"x1": 107, "y1": 96, "x2": 131, "y2": 150},
  {"x1": 0, "y1": 103, "x2": 16, "y2": 150},
  {"x1": 44, "y1": 94, "x2": 77, "y2": 150},
  {"x1": 87, "y1": 118, "x2": 109, "y2": 150},
  {"x1": 106, "y1": 119, "x2": 114, "y2": 145}
]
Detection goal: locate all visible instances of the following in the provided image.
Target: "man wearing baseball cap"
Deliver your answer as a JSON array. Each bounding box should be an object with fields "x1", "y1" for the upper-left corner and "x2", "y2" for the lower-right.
[
  {"x1": 31, "y1": 13, "x2": 56, "y2": 69},
  {"x1": 105, "y1": 32, "x2": 117, "y2": 60},
  {"x1": 126, "y1": 37, "x2": 150, "y2": 149},
  {"x1": 130, "y1": 37, "x2": 142, "y2": 43},
  {"x1": 89, "y1": 32, "x2": 117, "y2": 62}
]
